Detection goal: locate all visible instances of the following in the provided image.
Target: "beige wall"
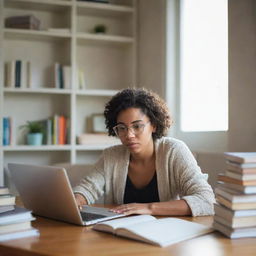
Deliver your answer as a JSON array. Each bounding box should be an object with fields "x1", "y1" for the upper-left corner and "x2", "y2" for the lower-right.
[
  {"x1": 137, "y1": 0, "x2": 166, "y2": 98},
  {"x1": 228, "y1": 0, "x2": 256, "y2": 151},
  {"x1": 137, "y1": 0, "x2": 256, "y2": 188}
]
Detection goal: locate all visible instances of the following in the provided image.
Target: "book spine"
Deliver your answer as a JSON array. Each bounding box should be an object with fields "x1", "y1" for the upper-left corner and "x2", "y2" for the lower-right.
[
  {"x1": 59, "y1": 65, "x2": 64, "y2": 89},
  {"x1": 2, "y1": 118, "x2": 10, "y2": 146},
  {"x1": 27, "y1": 61, "x2": 31, "y2": 88},
  {"x1": 15, "y1": 60, "x2": 21, "y2": 88},
  {"x1": 46, "y1": 119, "x2": 52, "y2": 145},
  {"x1": 21, "y1": 60, "x2": 27, "y2": 88}
]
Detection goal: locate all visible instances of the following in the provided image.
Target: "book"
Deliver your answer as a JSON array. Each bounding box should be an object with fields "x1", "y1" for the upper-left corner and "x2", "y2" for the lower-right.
[
  {"x1": 78, "y1": 70, "x2": 86, "y2": 89},
  {"x1": 0, "y1": 228, "x2": 39, "y2": 242},
  {"x1": 0, "y1": 187, "x2": 10, "y2": 195},
  {"x1": 4, "y1": 61, "x2": 15, "y2": 88},
  {"x1": 217, "y1": 181, "x2": 256, "y2": 194},
  {"x1": 15, "y1": 60, "x2": 21, "y2": 88},
  {"x1": 0, "y1": 220, "x2": 33, "y2": 234},
  {"x1": 0, "y1": 206, "x2": 15, "y2": 214},
  {"x1": 226, "y1": 161, "x2": 256, "y2": 173},
  {"x1": 63, "y1": 66, "x2": 71, "y2": 89},
  {"x1": 2, "y1": 117, "x2": 10, "y2": 146},
  {"x1": 77, "y1": 133, "x2": 120, "y2": 145},
  {"x1": 215, "y1": 187, "x2": 256, "y2": 203},
  {"x1": 0, "y1": 207, "x2": 33, "y2": 225},
  {"x1": 218, "y1": 174, "x2": 256, "y2": 186},
  {"x1": 213, "y1": 220, "x2": 256, "y2": 238},
  {"x1": 214, "y1": 212, "x2": 256, "y2": 228},
  {"x1": 93, "y1": 215, "x2": 213, "y2": 247},
  {"x1": 225, "y1": 170, "x2": 256, "y2": 181},
  {"x1": 215, "y1": 203, "x2": 256, "y2": 218},
  {"x1": 216, "y1": 194, "x2": 256, "y2": 210},
  {"x1": 224, "y1": 152, "x2": 256, "y2": 164},
  {"x1": 5, "y1": 15, "x2": 40, "y2": 30},
  {"x1": 0, "y1": 195, "x2": 15, "y2": 207}
]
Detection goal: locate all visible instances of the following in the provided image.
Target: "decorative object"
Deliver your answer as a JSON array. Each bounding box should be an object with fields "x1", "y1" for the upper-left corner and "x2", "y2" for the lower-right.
[
  {"x1": 94, "y1": 24, "x2": 107, "y2": 34},
  {"x1": 91, "y1": 114, "x2": 107, "y2": 133},
  {"x1": 20, "y1": 121, "x2": 44, "y2": 146}
]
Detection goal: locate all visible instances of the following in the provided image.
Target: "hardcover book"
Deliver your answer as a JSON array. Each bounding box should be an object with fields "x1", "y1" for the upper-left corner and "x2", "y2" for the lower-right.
[
  {"x1": 217, "y1": 181, "x2": 256, "y2": 194},
  {"x1": 213, "y1": 220, "x2": 256, "y2": 238},
  {"x1": 224, "y1": 152, "x2": 256, "y2": 164},
  {"x1": 216, "y1": 194, "x2": 256, "y2": 210},
  {"x1": 218, "y1": 174, "x2": 256, "y2": 186}
]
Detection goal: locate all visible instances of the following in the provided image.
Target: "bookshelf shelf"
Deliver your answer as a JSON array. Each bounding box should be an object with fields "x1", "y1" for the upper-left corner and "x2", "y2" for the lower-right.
[
  {"x1": 76, "y1": 89, "x2": 118, "y2": 97},
  {"x1": 2, "y1": 145, "x2": 72, "y2": 151},
  {"x1": 77, "y1": 2, "x2": 134, "y2": 16},
  {"x1": 0, "y1": 0, "x2": 137, "y2": 185},
  {"x1": 4, "y1": 88, "x2": 72, "y2": 95},
  {"x1": 5, "y1": 0, "x2": 72, "y2": 10},
  {"x1": 76, "y1": 32, "x2": 134, "y2": 44},
  {"x1": 4, "y1": 28, "x2": 72, "y2": 40}
]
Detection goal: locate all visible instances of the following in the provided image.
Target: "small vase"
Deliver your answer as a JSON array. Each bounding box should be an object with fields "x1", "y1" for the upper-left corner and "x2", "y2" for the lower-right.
[{"x1": 27, "y1": 133, "x2": 43, "y2": 146}]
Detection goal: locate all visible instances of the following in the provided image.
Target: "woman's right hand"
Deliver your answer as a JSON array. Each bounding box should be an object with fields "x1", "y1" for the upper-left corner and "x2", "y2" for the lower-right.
[{"x1": 74, "y1": 193, "x2": 88, "y2": 209}]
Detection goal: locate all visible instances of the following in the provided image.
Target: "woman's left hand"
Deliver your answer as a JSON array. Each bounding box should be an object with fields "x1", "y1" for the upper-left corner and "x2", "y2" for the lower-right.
[{"x1": 110, "y1": 203, "x2": 153, "y2": 215}]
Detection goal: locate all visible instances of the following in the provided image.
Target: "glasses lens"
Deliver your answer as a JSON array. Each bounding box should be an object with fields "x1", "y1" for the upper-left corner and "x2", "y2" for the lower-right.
[{"x1": 131, "y1": 123, "x2": 144, "y2": 135}]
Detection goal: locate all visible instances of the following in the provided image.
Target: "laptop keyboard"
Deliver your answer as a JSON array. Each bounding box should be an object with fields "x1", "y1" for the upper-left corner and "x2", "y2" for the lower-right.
[{"x1": 80, "y1": 212, "x2": 107, "y2": 221}]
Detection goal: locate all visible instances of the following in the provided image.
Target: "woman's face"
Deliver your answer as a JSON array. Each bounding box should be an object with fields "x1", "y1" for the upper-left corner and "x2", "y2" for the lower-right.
[{"x1": 115, "y1": 107, "x2": 156, "y2": 154}]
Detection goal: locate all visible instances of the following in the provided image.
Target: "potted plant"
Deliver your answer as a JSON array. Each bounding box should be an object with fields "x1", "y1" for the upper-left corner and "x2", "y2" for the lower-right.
[
  {"x1": 20, "y1": 121, "x2": 44, "y2": 146},
  {"x1": 94, "y1": 24, "x2": 107, "y2": 34}
]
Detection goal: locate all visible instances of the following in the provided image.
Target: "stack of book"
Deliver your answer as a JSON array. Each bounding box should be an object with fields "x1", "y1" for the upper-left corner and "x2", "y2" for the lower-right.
[
  {"x1": 5, "y1": 15, "x2": 40, "y2": 30},
  {"x1": 0, "y1": 187, "x2": 39, "y2": 241},
  {"x1": 213, "y1": 152, "x2": 256, "y2": 238}
]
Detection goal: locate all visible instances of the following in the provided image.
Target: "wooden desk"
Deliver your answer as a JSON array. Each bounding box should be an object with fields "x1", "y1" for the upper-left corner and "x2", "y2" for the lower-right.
[{"x1": 0, "y1": 215, "x2": 255, "y2": 256}]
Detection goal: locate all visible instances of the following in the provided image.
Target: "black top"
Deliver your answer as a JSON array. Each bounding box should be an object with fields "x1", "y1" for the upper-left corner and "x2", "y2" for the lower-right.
[{"x1": 123, "y1": 172, "x2": 160, "y2": 204}]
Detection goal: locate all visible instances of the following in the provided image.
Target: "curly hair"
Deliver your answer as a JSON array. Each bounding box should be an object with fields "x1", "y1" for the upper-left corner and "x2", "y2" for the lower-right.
[{"x1": 104, "y1": 88, "x2": 172, "y2": 140}]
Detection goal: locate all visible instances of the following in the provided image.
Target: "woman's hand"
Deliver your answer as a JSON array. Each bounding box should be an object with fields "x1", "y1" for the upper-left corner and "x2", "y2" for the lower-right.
[
  {"x1": 74, "y1": 193, "x2": 88, "y2": 209},
  {"x1": 111, "y1": 203, "x2": 153, "y2": 215}
]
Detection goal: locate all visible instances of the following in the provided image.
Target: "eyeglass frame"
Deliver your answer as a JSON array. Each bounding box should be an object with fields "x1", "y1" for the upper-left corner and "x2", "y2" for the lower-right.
[{"x1": 113, "y1": 121, "x2": 151, "y2": 137}]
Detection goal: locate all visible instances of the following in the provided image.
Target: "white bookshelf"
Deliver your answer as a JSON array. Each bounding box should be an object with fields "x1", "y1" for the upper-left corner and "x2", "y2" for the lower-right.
[{"x1": 0, "y1": 0, "x2": 137, "y2": 185}]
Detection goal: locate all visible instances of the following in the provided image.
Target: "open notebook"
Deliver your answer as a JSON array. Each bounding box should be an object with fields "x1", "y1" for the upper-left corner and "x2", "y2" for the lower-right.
[{"x1": 93, "y1": 215, "x2": 214, "y2": 247}]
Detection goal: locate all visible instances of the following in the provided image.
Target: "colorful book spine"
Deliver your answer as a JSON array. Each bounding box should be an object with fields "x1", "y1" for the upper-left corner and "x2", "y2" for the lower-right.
[{"x1": 2, "y1": 117, "x2": 10, "y2": 146}]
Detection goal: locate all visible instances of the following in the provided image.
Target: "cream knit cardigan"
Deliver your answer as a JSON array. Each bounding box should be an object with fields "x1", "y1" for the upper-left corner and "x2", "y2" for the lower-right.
[{"x1": 73, "y1": 137, "x2": 215, "y2": 216}]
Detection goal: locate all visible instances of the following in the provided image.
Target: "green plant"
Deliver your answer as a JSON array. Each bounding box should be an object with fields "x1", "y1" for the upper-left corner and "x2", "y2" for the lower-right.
[
  {"x1": 20, "y1": 121, "x2": 44, "y2": 134},
  {"x1": 94, "y1": 24, "x2": 107, "y2": 34}
]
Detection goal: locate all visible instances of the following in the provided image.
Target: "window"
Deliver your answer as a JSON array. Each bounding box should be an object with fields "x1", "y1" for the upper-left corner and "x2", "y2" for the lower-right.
[{"x1": 180, "y1": 0, "x2": 228, "y2": 132}]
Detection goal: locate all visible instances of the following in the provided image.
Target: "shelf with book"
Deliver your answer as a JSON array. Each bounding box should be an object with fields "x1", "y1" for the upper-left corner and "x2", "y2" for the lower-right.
[
  {"x1": 0, "y1": 0, "x2": 137, "y2": 185},
  {"x1": 3, "y1": 94, "x2": 70, "y2": 146}
]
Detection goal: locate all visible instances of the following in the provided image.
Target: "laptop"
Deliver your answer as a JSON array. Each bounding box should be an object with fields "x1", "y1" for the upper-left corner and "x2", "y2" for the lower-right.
[{"x1": 8, "y1": 163, "x2": 124, "y2": 226}]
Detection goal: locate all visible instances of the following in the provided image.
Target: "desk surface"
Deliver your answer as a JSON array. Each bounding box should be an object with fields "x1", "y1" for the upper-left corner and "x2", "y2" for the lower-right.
[{"x1": 0, "y1": 214, "x2": 256, "y2": 256}]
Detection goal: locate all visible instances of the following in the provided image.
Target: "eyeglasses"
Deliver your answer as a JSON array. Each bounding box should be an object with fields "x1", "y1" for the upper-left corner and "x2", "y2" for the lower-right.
[{"x1": 113, "y1": 121, "x2": 150, "y2": 137}]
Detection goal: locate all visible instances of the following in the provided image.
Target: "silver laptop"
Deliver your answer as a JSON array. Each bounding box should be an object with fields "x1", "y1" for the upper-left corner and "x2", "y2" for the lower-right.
[{"x1": 8, "y1": 163, "x2": 124, "y2": 226}]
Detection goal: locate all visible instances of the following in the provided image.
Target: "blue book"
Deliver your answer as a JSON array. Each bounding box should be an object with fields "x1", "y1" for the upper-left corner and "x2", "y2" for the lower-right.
[
  {"x1": 2, "y1": 117, "x2": 10, "y2": 146},
  {"x1": 15, "y1": 60, "x2": 21, "y2": 88}
]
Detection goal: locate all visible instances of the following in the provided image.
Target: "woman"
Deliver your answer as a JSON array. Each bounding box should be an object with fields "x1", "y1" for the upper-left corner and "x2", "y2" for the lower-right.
[{"x1": 74, "y1": 88, "x2": 215, "y2": 216}]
